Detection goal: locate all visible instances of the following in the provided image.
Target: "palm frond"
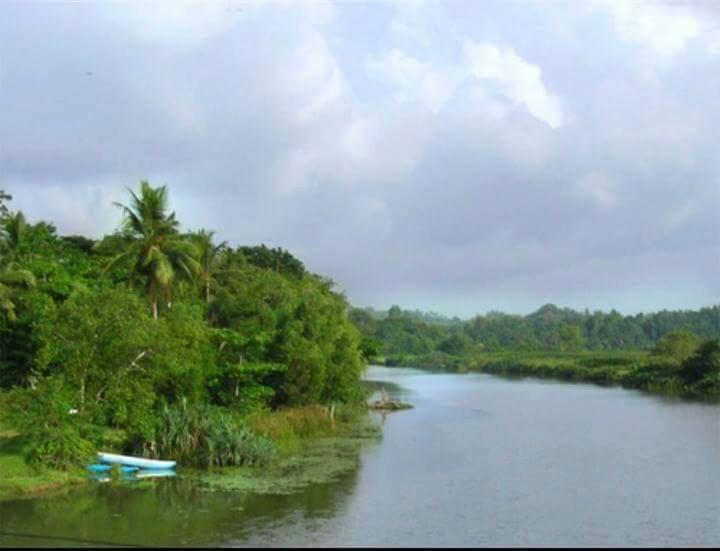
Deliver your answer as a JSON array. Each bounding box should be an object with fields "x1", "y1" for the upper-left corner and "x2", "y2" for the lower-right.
[
  {"x1": 102, "y1": 249, "x2": 133, "y2": 275},
  {"x1": 0, "y1": 268, "x2": 36, "y2": 288}
]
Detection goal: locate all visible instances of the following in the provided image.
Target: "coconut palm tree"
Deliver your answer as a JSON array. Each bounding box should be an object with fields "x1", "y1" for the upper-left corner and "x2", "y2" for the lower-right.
[
  {"x1": 190, "y1": 229, "x2": 227, "y2": 305},
  {"x1": 0, "y1": 211, "x2": 34, "y2": 321},
  {"x1": 107, "y1": 181, "x2": 199, "y2": 319},
  {"x1": 0, "y1": 211, "x2": 26, "y2": 256},
  {"x1": 0, "y1": 266, "x2": 35, "y2": 322}
]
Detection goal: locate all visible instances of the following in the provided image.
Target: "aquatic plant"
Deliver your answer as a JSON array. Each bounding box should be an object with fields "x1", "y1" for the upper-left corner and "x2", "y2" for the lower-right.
[{"x1": 131, "y1": 398, "x2": 275, "y2": 468}]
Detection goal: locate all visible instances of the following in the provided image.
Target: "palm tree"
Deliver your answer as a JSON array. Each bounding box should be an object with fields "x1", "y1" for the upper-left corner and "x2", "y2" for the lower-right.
[
  {"x1": 0, "y1": 267, "x2": 35, "y2": 322},
  {"x1": 0, "y1": 211, "x2": 33, "y2": 321},
  {"x1": 0, "y1": 211, "x2": 26, "y2": 256},
  {"x1": 190, "y1": 229, "x2": 227, "y2": 305},
  {"x1": 107, "y1": 181, "x2": 199, "y2": 319}
]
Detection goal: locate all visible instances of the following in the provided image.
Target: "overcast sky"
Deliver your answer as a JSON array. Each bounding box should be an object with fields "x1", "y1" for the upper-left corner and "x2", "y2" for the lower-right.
[{"x1": 1, "y1": 0, "x2": 719, "y2": 317}]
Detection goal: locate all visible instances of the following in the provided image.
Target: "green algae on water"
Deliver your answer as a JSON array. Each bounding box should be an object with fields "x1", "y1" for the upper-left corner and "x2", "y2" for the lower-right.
[{"x1": 195, "y1": 419, "x2": 381, "y2": 496}]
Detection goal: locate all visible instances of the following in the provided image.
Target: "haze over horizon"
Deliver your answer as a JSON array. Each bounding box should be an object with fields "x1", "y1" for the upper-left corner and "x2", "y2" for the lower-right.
[{"x1": 2, "y1": 0, "x2": 719, "y2": 318}]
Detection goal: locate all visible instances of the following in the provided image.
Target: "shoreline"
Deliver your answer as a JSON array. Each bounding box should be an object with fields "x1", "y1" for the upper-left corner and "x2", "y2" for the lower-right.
[{"x1": 0, "y1": 413, "x2": 381, "y2": 503}]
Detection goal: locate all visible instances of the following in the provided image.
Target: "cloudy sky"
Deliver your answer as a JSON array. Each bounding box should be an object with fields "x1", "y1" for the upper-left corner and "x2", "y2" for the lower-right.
[{"x1": 1, "y1": 0, "x2": 719, "y2": 317}]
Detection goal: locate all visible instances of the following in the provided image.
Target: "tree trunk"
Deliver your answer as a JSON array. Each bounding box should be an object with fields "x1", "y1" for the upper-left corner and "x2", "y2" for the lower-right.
[
  {"x1": 148, "y1": 280, "x2": 159, "y2": 319},
  {"x1": 205, "y1": 276, "x2": 211, "y2": 304},
  {"x1": 79, "y1": 376, "x2": 85, "y2": 411}
]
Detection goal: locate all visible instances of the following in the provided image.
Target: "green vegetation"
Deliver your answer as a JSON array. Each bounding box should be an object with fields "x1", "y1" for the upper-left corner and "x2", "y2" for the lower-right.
[
  {"x1": 197, "y1": 410, "x2": 380, "y2": 496},
  {"x1": 351, "y1": 303, "x2": 720, "y2": 399},
  {"x1": 129, "y1": 399, "x2": 276, "y2": 469},
  {"x1": 0, "y1": 183, "x2": 368, "y2": 499}
]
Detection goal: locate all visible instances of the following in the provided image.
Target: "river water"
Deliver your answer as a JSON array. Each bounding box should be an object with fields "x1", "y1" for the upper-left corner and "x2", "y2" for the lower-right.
[{"x1": 1, "y1": 365, "x2": 719, "y2": 547}]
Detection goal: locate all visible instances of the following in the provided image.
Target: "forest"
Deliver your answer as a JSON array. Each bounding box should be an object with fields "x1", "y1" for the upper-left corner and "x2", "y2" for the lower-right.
[
  {"x1": 350, "y1": 303, "x2": 720, "y2": 398},
  {"x1": 0, "y1": 182, "x2": 368, "y2": 492}
]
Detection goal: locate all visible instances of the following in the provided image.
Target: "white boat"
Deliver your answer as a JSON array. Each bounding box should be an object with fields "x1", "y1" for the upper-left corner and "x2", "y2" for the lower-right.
[
  {"x1": 135, "y1": 469, "x2": 176, "y2": 479},
  {"x1": 97, "y1": 452, "x2": 176, "y2": 470}
]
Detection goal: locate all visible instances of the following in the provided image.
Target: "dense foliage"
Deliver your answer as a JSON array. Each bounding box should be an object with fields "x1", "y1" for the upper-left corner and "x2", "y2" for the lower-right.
[
  {"x1": 352, "y1": 303, "x2": 720, "y2": 358},
  {"x1": 351, "y1": 304, "x2": 720, "y2": 398},
  {"x1": 0, "y1": 184, "x2": 366, "y2": 468}
]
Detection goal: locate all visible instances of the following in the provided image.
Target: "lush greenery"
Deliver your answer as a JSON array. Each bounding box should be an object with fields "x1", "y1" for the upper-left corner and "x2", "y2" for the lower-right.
[
  {"x1": 0, "y1": 183, "x2": 367, "y2": 478},
  {"x1": 351, "y1": 304, "x2": 720, "y2": 399}
]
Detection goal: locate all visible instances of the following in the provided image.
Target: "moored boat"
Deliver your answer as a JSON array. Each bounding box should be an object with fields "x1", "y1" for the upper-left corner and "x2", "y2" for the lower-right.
[
  {"x1": 87, "y1": 463, "x2": 139, "y2": 473},
  {"x1": 135, "y1": 469, "x2": 176, "y2": 479},
  {"x1": 97, "y1": 452, "x2": 176, "y2": 470}
]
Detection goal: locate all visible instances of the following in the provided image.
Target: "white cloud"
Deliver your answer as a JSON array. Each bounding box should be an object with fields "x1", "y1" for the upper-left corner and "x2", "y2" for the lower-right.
[
  {"x1": 385, "y1": 0, "x2": 442, "y2": 46},
  {"x1": 366, "y1": 49, "x2": 459, "y2": 112},
  {"x1": 10, "y1": 177, "x2": 127, "y2": 237},
  {"x1": 572, "y1": 172, "x2": 618, "y2": 209},
  {"x1": 281, "y1": 31, "x2": 347, "y2": 126},
  {"x1": 367, "y1": 42, "x2": 565, "y2": 128},
  {"x1": 463, "y1": 41, "x2": 565, "y2": 129},
  {"x1": 600, "y1": 0, "x2": 709, "y2": 55},
  {"x1": 97, "y1": 1, "x2": 243, "y2": 51}
]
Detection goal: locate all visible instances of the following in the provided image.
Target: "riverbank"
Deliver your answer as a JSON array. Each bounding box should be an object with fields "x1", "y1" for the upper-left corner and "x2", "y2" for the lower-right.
[
  {"x1": 0, "y1": 406, "x2": 381, "y2": 503},
  {"x1": 380, "y1": 349, "x2": 720, "y2": 401},
  {"x1": 0, "y1": 428, "x2": 86, "y2": 501}
]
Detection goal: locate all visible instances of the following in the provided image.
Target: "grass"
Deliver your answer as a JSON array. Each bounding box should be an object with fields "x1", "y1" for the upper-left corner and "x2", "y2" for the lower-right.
[
  {"x1": 0, "y1": 431, "x2": 85, "y2": 502},
  {"x1": 247, "y1": 403, "x2": 364, "y2": 452}
]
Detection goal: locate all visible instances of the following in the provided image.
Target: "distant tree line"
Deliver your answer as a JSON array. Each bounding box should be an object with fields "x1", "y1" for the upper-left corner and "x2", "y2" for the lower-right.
[{"x1": 351, "y1": 302, "x2": 720, "y2": 357}]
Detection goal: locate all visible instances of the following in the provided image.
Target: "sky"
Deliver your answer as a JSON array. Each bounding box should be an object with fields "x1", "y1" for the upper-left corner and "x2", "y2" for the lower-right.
[{"x1": 1, "y1": 0, "x2": 719, "y2": 318}]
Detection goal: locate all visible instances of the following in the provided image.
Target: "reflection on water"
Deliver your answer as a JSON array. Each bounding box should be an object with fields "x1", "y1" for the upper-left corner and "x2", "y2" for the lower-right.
[
  {"x1": 2, "y1": 365, "x2": 720, "y2": 547},
  {"x1": 0, "y1": 457, "x2": 361, "y2": 547}
]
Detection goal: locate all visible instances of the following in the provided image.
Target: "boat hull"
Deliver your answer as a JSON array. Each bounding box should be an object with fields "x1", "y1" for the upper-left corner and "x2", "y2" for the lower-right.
[
  {"x1": 98, "y1": 452, "x2": 176, "y2": 470},
  {"x1": 87, "y1": 463, "x2": 139, "y2": 473}
]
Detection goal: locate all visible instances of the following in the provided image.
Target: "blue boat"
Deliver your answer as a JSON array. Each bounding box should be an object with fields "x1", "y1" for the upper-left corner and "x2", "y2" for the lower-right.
[{"x1": 87, "y1": 463, "x2": 139, "y2": 473}]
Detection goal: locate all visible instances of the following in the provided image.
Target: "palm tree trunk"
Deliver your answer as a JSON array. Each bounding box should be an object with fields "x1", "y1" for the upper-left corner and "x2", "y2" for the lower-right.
[
  {"x1": 152, "y1": 298, "x2": 158, "y2": 320},
  {"x1": 205, "y1": 276, "x2": 210, "y2": 304},
  {"x1": 79, "y1": 376, "x2": 85, "y2": 411}
]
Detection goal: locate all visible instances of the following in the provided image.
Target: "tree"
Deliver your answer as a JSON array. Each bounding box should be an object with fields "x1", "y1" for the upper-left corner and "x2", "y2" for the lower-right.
[
  {"x1": 388, "y1": 305, "x2": 403, "y2": 319},
  {"x1": 0, "y1": 211, "x2": 27, "y2": 256},
  {"x1": 0, "y1": 268, "x2": 36, "y2": 322},
  {"x1": 36, "y1": 287, "x2": 152, "y2": 416},
  {"x1": 107, "y1": 181, "x2": 200, "y2": 318},
  {"x1": 679, "y1": 338, "x2": 720, "y2": 384},
  {"x1": 0, "y1": 210, "x2": 35, "y2": 322},
  {"x1": 558, "y1": 324, "x2": 586, "y2": 351},
  {"x1": 0, "y1": 190, "x2": 11, "y2": 217},
  {"x1": 238, "y1": 245, "x2": 305, "y2": 279},
  {"x1": 438, "y1": 332, "x2": 472, "y2": 355},
  {"x1": 652, "y1": 330, "x2": 701, "y2": 364},
  {"x1": 190, "y1": 229, "x2": 227, "y2": 305}
]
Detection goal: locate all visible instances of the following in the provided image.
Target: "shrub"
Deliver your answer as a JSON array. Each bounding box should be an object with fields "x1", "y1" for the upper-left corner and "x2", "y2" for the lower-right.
[
  {"x1": 5, "y1": 377, "x2": 95, "y2": 469},
  {"x1": 130, "y1": 398, "x2": 275, "y2": 468},
  {"x1": 680, "y1": 338, "x2": 720, "y2": 385},
  {"x1": 28, "y1": 426, "x2": 94, "y2": 470},
  {"x1": 652, "y1": 331, "x2": 701, "y2": 365}
]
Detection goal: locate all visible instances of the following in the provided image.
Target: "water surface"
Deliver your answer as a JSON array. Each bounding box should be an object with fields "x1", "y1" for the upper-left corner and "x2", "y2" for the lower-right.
[{"x1": 1, "y1": 366, "x2": 719, "y2": 547}]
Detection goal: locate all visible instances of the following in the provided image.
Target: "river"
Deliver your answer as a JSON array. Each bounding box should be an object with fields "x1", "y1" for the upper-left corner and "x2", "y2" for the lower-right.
[{"x1": 1, "y1": 365, "x2": 719, "y2": 547}]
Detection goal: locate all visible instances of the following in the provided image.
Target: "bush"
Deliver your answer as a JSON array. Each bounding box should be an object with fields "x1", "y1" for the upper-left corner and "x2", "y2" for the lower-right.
[
  {"x1": 652, "y1": 331, "x2": 701, "y2": 364},
  {"x1": 5, "y1": 377, "x2": 95, "y2": 469},
  {"x1": 680, "y1": 338, "x2": 720, "y2": 385},
  {"x1": 28, "y1": 426, "x2": 94, "y2": 470},
  {"x1": 130, "y1": 399, "x2": 275, "y2": 468}
]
